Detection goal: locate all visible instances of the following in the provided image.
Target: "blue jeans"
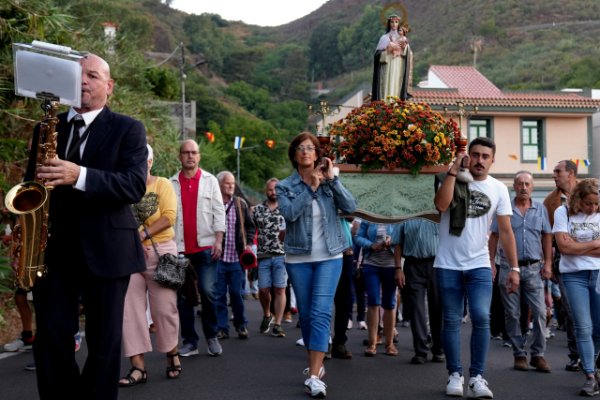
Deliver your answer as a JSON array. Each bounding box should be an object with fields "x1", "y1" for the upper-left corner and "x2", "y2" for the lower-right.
[
  {"x1": 258, "y1": 256, "x2": 288, "y2": 289},
  {"x1": 362, "y1": 264, "x2": 397, "y2": 310},
  {"x1": 498, "y1": 263, "x2": 546, "y2": 357},
  {"x1": 215, "y1": 260, "x2": 247, "y2": 332},
  {"x1": 437, "y1": 267, "x2": 492, "y2": 377},
  {"x1": 177, "y1": 249, "x2": 218, "y2": 346},
  {"x1": 286, "y1": 258, "x2": 342, "y2": 352},
  {"x1": 561, "y1": 270, "x2": 600, "y2": 374}
]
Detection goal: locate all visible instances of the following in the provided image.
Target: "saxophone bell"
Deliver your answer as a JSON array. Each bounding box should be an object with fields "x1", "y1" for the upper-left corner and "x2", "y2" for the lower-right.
[{"x1": 4, "y1": 101, "x2": 58, "y2": 290}]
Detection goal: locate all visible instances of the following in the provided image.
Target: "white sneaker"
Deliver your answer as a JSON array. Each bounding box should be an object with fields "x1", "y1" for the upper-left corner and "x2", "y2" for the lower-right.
[
  {"x1": 303, "y1": 365, "x2": 325, "y2": 379},
  {"x1": 4, "y1": 338, "x2": 28, "y2": 352},
  {"x1": 347, "y1": 320, "x2": 353, "y2": 329},
  {"x1": 358, "y1": 321, "x2": 367, "y2": 330},
  {"x1": 467, "y1": 375, "x2": 493, "y2": 399},
  {"x1": 304, "y1": 376, "x2": 327, "y2": 398},
  {"x1": 446, "y1": 372, "x2": 464, "y2": 397}
]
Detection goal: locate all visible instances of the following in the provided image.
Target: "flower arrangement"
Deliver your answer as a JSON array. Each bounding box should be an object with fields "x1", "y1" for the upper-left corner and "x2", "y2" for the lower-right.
[{"x1": 330, "y1": 99, "x2": 459, "y2": 175}]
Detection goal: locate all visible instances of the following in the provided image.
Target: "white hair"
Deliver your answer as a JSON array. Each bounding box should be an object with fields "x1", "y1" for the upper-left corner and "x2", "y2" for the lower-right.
[{"x1": 147, "y1": 144, "x2": 154, "y2": 161}]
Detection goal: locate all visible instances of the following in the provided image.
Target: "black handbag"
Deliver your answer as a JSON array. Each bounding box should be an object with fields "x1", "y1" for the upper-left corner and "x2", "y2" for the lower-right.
[
  {"x1": 180, "y1": 263, "x2": 200, "y2": 307},
  {"x1": 151, "y1": 240, "x2": 188, "y2": 290}
]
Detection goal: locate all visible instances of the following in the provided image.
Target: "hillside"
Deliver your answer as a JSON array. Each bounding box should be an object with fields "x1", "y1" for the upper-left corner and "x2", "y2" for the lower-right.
[{"x1": 262, "y1": 0, "x2": 600, "y2": 91}]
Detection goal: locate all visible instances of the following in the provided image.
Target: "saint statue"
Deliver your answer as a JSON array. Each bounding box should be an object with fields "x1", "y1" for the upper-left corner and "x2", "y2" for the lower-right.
[{"x1": 371, "y1": 14, "x2": 413, "y2": 102}]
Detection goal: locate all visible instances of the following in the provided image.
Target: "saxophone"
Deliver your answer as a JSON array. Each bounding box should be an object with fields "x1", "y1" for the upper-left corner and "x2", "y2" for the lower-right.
[{"x1": 5, "y1": 101, "x2": 59, "y2": 290}]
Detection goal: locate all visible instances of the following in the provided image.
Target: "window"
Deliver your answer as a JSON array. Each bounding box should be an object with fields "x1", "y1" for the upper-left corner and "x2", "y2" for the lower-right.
[
  {"x1": 468, "y1": 118, "x2": 491, "y2": 141},
  {"x1": 522, "y1": 119, "x2": 543, "y2": 162}
]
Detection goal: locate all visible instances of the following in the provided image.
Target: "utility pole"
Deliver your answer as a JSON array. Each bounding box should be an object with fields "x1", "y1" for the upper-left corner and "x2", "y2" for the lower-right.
[{"x1": 179, "y1": 42, "x2": 186, "y2": 139}]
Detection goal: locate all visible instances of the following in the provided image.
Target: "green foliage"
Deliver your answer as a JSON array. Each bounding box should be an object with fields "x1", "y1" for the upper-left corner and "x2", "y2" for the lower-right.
[
  {"x1": 224, "y1": 81, "x2": 308, "y2": 136},
  {"x1": 338, "y1": 5, "x2": 382, "y2": 72},
  {"x1": 183, "y1": 13, "x2": 232, "y2": 73},
  {"x1": 225, "y1": 81, "x2": 271, "y2": 119},
  {"x1": 206, "y1": 115, "x2": 291, "y2": 187},
  {"x1": 560, "y1": 57, "x2": 600, "y2": 88},
  {"x1": 145, "y1": 67, "x2": 179, "y2": 99},
  {"x1": 221, "y1": 46, "x2": 267, "y2": 83},
  {"x1": 308, "y1": 21, "x2": 346, "y2": 80},
  {"x1": 254, "y1": 43, "x2": 310, "y2": 99}
]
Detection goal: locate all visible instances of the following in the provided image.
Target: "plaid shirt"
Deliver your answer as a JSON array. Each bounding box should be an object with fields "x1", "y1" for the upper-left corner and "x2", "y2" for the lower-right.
[{"x1": 222, "y1": 199, "x2": 238, "y2": 263}]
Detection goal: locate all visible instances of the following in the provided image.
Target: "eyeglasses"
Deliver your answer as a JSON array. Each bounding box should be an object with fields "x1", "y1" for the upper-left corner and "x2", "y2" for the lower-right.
[
  {"x1": 180, "y1": 151, "x2": 199, "y2": 156},
  {"x1": 295, "y1": 145, "x2": 316, "y2": 153}
]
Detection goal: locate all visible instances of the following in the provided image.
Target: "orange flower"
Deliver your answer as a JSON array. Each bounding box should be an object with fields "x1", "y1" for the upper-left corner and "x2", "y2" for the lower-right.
[{"x1": 329, "y1": 99, "x2": 459, "y2": 174}]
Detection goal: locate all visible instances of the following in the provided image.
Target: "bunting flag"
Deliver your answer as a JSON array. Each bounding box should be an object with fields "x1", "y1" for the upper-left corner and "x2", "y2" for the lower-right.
[
  {"x1": 567, "y1": 158, "x2": 591, "y2": 167},
  {"x1": 204, "y1": 131, "x2": 215, "y2": 143},
  {"x1": 537, "y1": 156, "x2": 546, "y2": 171},
  {"x1": 234, "y1": 136, "x2": 245, "y2": 149},
  {"x1": 265, "y1": 139, "x2": 275, "y2": 149}
]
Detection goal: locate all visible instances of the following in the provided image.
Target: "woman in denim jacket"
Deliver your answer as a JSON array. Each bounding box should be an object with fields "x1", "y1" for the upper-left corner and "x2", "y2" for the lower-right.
[
  {"x1": 276, "y1": 132, "x2": 356, "y2": 398},
  {"x1": 354, "y1": 221, "x2": 398, "y2": 357}
]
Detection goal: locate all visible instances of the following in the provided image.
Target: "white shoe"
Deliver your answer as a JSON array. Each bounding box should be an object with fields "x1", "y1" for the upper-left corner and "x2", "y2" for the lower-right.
[
  {"x1": 304, "y1": 376, "x2": 327, "y2": 398},
  {"x1": 467, "y1": 375, "x2": 493, "y2": 399},
  {"x1": 4, "y1": 338, "x2": 29, "y2": 352},
  {"x1": 347, "y1": 320, "x2": 353, "y2": 330},
  {"x1": 446, "y1": 372, "x2": 464, "y2": 397},
  {"x1": 358, "y1": 321, "x2": 367, "y2": 330},
  {"x1": 303, "y1": 365, "x2": 325, "y2": 379}
]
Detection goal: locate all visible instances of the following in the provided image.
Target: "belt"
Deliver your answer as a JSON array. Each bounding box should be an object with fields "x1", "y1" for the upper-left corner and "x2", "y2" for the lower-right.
[{"x1": 518, "y1": 259, "x2": 540, "y2": 267}]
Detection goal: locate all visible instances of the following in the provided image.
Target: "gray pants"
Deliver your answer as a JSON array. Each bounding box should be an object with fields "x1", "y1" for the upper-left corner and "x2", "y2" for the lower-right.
[
  {"x1": 404, "y1": 257, "x2": 443, "y2": 357},
  {"x1": 498, "y1": 262, "x2": 546, "y2": 357}
]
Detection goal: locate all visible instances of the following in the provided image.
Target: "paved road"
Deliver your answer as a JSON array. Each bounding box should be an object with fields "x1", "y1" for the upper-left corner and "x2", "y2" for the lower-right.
[{"x1": 0, "y1": 297, "x2": 586, "y2": 399}]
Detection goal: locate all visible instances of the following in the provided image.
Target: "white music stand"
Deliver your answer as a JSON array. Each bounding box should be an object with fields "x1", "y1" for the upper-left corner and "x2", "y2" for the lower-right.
[{"x1": 13, "y1": 41, "x2": 83, "y2": 107}]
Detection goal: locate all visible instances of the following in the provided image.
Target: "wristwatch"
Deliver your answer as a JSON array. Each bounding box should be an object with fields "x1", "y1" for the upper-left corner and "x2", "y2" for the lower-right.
[{"x1": 510, "y1": 267, "x2": 521, "y2": 274}]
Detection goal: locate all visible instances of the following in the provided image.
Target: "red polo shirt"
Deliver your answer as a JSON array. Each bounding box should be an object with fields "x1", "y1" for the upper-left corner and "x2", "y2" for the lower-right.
[{"x1": 179, "y1": 169, "x2": 211, "y2": 255}]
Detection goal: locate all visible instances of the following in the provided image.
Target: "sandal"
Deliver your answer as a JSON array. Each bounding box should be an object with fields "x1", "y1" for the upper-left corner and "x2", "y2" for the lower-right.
[
  {"x1": 385, "y1": 344, "x2": 398, "y2": 356},
  {"x1": 119, "y1": 366, "x2": 147, "y2": 387},
  {"x1": 166, "y1": 352, "x2": 182, "y2": 379},
  {"x1": 364, "y1": 345, "x2": 377, "y2": 357}
]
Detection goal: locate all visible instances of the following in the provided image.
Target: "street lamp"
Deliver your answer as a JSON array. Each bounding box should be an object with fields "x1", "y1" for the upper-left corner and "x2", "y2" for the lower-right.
[
  {"x1": 308, "y1": 100, "x2": 341, "y2": 137},
  {"x1": 179, "y1": 41, "x2": 185, "y2": 139},
  {"x1": 443, "y1": 100, "x2": 478, "y2": 153}
]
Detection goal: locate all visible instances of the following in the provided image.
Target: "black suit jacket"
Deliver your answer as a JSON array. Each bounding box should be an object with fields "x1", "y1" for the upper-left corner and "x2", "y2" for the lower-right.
[{"x1": 32, "y1": 107, "x2": 148, "y2": 278}]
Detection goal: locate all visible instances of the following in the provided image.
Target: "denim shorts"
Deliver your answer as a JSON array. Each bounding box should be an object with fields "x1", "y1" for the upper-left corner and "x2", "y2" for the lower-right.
[
  {"x1": 258, "y1": 255, "x2": 287, "y2": 289},
  {"x1": 362, "y1": 264, "x2": 397, "y2": 310}
]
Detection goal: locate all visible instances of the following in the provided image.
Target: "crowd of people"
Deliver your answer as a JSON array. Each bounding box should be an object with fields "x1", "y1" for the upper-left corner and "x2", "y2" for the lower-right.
[{"x1": 3, "y1": 51, "x2": 600, "y2": 400}]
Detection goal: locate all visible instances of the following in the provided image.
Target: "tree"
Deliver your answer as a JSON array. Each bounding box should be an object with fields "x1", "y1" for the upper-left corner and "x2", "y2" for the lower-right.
[
  {"x1": 183, "y1": 13, "x2": 231, "y2": 73},
  {"x1": 338, "y1": 4, "x2": 382, "y2": 72},
  {"x1": 308, "y1": 21, "x2": 345, "y2": 81}
]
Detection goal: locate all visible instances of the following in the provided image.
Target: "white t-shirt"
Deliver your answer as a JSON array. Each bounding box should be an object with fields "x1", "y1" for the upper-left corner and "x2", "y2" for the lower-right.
[
  {"x1": 552, "y1": 206, "x2": 600, "y2": 273},
  {"x1": 286, "y1": 200, "x2": 341, "y2": 264},
  {"x1": 434, "y1": 176, "x2": 512, "y2": 271}
]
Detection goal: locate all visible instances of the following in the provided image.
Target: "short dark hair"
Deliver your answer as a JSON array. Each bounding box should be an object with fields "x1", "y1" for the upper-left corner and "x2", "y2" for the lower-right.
[
  {"x1": 469, "y1": 136, "x2": 496, "y2": 155},
  {"x1": 559, "y1": 159, "x2": 578, "y2": 176},
  {"x1": 287, "y1": 131, "x2": 320, "y2": 170}
]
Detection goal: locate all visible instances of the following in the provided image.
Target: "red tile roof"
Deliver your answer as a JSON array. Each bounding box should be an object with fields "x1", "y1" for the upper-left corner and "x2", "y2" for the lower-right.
[{"x1": 413, "y1": 65, "x2": 600, "y2": 110}]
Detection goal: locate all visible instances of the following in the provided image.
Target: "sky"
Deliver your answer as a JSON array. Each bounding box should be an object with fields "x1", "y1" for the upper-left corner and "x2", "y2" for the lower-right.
[{"x1": 171, "y1": 0, "x2": 330, "y2": 27}]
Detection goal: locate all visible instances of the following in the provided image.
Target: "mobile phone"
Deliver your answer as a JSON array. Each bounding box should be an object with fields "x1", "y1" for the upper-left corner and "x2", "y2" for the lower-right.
[{"x1": 318, "y1": 157, "x2": 328, "y2": 171}]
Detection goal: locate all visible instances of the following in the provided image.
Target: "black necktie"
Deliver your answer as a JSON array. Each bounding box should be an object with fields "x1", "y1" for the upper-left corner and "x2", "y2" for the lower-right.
[{"x1": 67, "y1": 115, "x2": 85, "y2": 163}]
